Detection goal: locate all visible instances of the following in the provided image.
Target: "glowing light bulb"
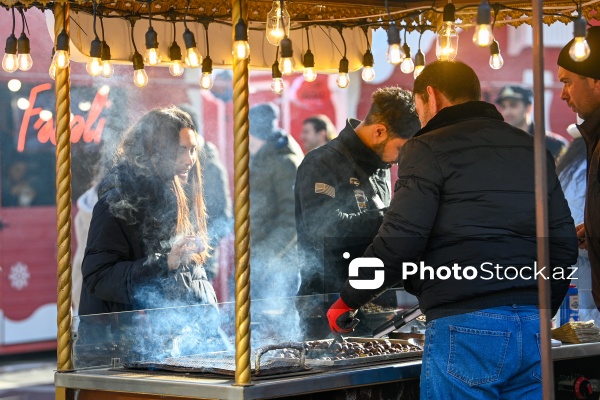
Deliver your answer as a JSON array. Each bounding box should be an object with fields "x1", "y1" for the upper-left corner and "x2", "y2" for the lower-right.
[
  {"x1": 169, "y1": 60, "x2": 185, "y2": 76},
  {"x1": 436, "y1": 22, "x2": 459, "y2": 61},
  {"x1": 133, "y1": 68, "x2": 148, "y2": 88},
  {"x1": 86, "y1": 57, "x2": 102, "y2": 76},
  {"x1": 199, "y1": 72, "x2": 213, "y2": 90},
  {"x1": 101, "y1": 60, "x2": 114, "y2": 78},
  {"x1": 17, "y1": 97, "x2": 29, "y2": 110},
  {"x1": 303, "y1": 67, "x2": 317, "y2": 82},
  {"x1": 266, "y1": 0, "x2": 290, "y2": 46},
  {"x1": 489, "y1": 40, "x2": 503, "y2": 69},
  {"x1": 336, "y1": 73, "x2": 350, "y2": 89},
  {"x1": 17, "y1": 53, "x2": 33, "y2": 71},
  {"x1": 361, "y1": 66, "x2": 375, "y2": 82},
  {"x1": 473, "y1": 24, "x2": 494, "y2": 47},
  {"x1": 271, "y1": 77, "x2": 284, "y2": 94},
  {"x1": 54, "y1": 50, "x2": 69, "y2": 70},
  {"x1": 2, "y1": 53, "x2": 18, "y2": 72},
  {"x1": 185, "y1": 47, "x2": 201, "y2": 68},
  {"x1": 401, "y1": 57, "x2": 415, "y2": 74},
  {"x1": 386, "y1": 43, "x2": 403, "y2": 65},
  {"x1": 49, "y1": 61, "x2": 56, "y2": 80},
  {"x1": 233, "y1": 40, "x2": 250, "y2": 60},
  {"x1": 280, "y1": 56, "x2": 295, "y2": 75},
  {"x1": 414, "y1": 50, "x2": 425, "y2": 79},
  {"x1": 144, "y1": 47, "x2": 161, "y2": 66},
  {"x1": 570, "y1": 37, "x2": 591, "y2": 62}
]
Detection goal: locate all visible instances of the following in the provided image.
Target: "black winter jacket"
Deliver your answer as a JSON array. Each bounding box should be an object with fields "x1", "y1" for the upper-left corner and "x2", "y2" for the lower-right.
[
  {"x1": 296, "y1": 119, "x2": 391, "y2": 295},
  {"x1": 79, "y1": 164, "x2": 217, "y2": 315},
  {"x1": 579, "y1": 107, "x2": 600, "y2": 310},
  {"x1": 341, "y1": 102, "x2": 578, "y2": 321}
]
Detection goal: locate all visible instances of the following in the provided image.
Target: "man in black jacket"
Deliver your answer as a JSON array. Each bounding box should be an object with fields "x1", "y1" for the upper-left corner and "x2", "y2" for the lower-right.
[
  {"x1": 327, "y1": 61, "x2": 578, "y2": 399},
  {"x1": 557, "y1": 26, "x2": 600, "y2": 311},
  {"x1": 296, "y1": 87, "x2": 419, "y2": 336}
]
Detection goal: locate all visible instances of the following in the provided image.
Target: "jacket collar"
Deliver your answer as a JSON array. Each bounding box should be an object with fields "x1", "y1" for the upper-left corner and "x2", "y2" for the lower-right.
[
  {"x1": 578, "y1": 106, "x2": 600, "y2": 152},
  {"x1": 338, "y1": 118, "x2": 390, "y2": 171},
  {"x1": 415, "y1": 101, "x2": 504, "y2": 137}
]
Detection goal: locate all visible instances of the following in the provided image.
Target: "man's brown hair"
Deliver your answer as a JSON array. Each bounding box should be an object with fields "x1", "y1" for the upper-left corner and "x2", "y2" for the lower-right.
[
  {"x1": 364, "y1": 87, "x2": 420, "y2": 140},
  {"x1": 413, "y1": 61, "x2": 481, "y2": 104}
]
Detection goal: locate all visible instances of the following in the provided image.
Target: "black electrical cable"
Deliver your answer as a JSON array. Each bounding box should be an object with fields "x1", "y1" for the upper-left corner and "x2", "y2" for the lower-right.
[
  {"x1": 11, "y1": 7, "x2": 15, "y2": 36},
  {"x1": 203, "y1": 22, "x2": 210, "y2": 56},
  {"x1": 130, "y1": 19, "x2": 139, "y2": 53},
  {"x1": 93, "y1": 0, "x2": 99, "y2": 39}
]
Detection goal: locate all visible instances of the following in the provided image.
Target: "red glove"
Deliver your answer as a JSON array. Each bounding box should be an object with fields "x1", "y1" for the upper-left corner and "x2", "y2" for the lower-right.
[{"x1": 327, "y1": 297, "x2": 360, "y2": 334}]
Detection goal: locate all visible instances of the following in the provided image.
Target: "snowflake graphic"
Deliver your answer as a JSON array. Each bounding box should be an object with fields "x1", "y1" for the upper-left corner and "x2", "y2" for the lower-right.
[{"x1": 9, "y1": 262, "x2": 30, "y2": 290}]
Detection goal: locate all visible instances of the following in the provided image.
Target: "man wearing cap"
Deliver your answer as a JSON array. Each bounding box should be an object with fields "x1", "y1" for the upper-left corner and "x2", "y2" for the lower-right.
[
  {"x1": 248, "y1": 102, "x2": 304, "y2": 300},
  {"x1": 496, "y1": 84, "x2": 568, "y2": 160},
  {"x1": 557, "y1": 25, "x2": 600, "y2": 310}
]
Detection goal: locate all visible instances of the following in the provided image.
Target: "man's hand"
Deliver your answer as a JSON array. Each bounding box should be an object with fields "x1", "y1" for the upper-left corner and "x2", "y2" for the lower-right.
[
  {"x1": 576, "y1": 223, "x2": 587, "y2": 250},
  {"x1": 327, "y1": 297, "x2": 360, "y2": 334}
]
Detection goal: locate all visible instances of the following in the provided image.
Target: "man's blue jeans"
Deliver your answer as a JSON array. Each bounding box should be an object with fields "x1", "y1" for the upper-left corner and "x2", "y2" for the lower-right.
[{"x1": 421, "y1": 305, "x2": 542, "y2": 399}]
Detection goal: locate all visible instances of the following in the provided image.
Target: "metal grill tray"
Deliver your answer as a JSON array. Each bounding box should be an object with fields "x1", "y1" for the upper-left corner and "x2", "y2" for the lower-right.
[{"x1": 304, "y1": 338, "x2": 422, "y2": 367}]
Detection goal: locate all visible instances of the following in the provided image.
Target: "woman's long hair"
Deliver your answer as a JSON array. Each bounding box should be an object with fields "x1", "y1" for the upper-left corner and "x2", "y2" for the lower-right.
[
  {"x1": 556, "y1": 137, "x2": 587, "y2": 186},
  {"x1": 108, "y1": 106, "x2": 209, "y2": 263}
]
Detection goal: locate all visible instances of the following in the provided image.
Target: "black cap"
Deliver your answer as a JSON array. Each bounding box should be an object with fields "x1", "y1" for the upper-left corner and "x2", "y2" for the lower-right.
[
  {"x1": 557, "y1": 26, "x2": 600, "y2": 80},
  {"x1": 495, "y1": 85, "x2": 533, "y2": 105}
]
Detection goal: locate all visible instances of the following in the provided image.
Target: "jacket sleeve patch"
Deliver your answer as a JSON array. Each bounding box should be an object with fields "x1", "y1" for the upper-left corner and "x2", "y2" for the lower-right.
[{"x1": 315, "y1": 183, "x2": 335, "y2": 198}]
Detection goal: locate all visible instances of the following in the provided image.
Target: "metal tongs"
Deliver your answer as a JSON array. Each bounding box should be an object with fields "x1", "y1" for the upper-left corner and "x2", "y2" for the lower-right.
[{"x1": 372, "y1": 304, "x2": 422, "y2": 338}]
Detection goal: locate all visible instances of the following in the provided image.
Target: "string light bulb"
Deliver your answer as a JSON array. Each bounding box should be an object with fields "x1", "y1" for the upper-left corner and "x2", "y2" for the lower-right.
[
  {"x1": 183, "y1": 29, "x2": 202, "y2": 67},
  {"x1": 200, "y1": 56, "x2": 213, "y2": 90},
  {"x1": 132, "y1": 52, "x2": 148, "y2": 87},
  {"x1": 414, "y1": 49, "x2": 425, "y2": 79},
  {"x1": 436, "y1": 2, "x2": 459, "y2": 61},
  {"x1": 233, "y1": 18, "x2": 250, "y2": 60},
  {"x1": 302, "y1": 49, "x2": 317, "y2": 82},
  {"x1": 570, "y1": 16, "x2": 591, "y2": 62},
  {"x1": 17, "y1": 33, "x2": 32, "y2": 71},
  {"x1": 271, "y1": 60, "x2": 284, "y2": 94},
  {"x1": 2, "y1": 9, "x2": 18, "y2": 73},
  {"x1": 361, "y1": 49, "x2": 375, "y2": 82},
  {"x1": 279, "y1": 37, "x2": 295, "y2": 75},
  {"x1": 473, "y1": 0, "x2": 494, "y2": 47},
  {"x1": 101, "y1": 41, "x2": 114, "y2": 78},
  {"x1": 400, "y1": 43, "x2": 414, "y2": 73},
  {"x1": 2, "y1": 34, "x2": 18, "y2": 73},
  {"x1": 266, "y1": 0, "x2": 290, "y2": 46},
  {"x1": 144, "y1": 27, "x2": 160, "y2": 66},
  {"x1": 336, "y1": 57, "x2": 350, "y2": 89},
  {"x1": 168, "y1": 41, "x2": 184, "y2": 76},
  {"x1": 86, "y1": 37, "x2": 103, "y2": 76},
  {"x1": 489, "y1": 40, "x2": 504, "y2": 69},
  {"x1": 386, "y1": 22, "x2": 403, "y2": 65},
  {"x1": 53, "y1": 28, "x2": 70, "y2": 70}
]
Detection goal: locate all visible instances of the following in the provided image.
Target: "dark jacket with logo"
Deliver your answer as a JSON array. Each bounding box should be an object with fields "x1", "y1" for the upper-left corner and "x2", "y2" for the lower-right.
[
  {"x1": 296, "y1": 119, "x2": 391, "y2": 296},
  {"x1": 579, "y1": 107, "x2": 600, "y2": 310},
  {"x1": 340, "y1": 102, "x2": 578, "y2": 321},
  {"x1": 79, "y1": 164, "x2": 217, "y2": 315}
]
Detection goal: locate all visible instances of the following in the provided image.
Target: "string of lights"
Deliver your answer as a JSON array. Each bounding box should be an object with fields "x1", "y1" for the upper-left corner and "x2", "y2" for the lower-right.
[{"x1": 1, "y1": 0, "x2": 595, "y2": 89}]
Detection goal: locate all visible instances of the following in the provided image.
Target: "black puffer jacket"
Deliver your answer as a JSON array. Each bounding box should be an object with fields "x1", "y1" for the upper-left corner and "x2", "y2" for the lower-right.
[
  {"x1": 341, "y1": 102, "x2": 578, "y2": 321},
  {"x1": 296, "y1": 119, "x2": 391, "y2": 295},
  {"x1": 79, "y1": 164, "x2": 217, "y2": 315}
]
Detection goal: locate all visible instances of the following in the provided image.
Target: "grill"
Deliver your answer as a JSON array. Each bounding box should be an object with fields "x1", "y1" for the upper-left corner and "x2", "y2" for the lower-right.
[{"x1": 122, "y1": 338, "x2": 422, "y2": 378}]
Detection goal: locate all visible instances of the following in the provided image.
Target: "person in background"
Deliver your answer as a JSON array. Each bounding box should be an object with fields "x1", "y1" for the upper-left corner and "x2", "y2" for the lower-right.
[
  {"x1": 248, "y1": 102, "x2": 304, "y2": 300},
  {"x1": 328, "y1": 61, "x2": 577, "y2": 399},
  {"x1": 495, "y1": 84, "x2": 568, "y2": 161},
  {"x1": 79, "y1": 106, "x2": 216, "y2": 315},
  {"x1": 296, "y1": 87, "x2": 420, "y2": 337},
  {"x1": 2, "y1": 160, "x2": 37, "y2": 207},
  {"x1": 178, "y1": 105, "x2": 233, "y2": 283},
  {"x1": 300, "y1": 114, "x2": 337, "y2": 153},
  {"x1": 557, "y1": 25, "x2": 600, "y2": 311}
]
